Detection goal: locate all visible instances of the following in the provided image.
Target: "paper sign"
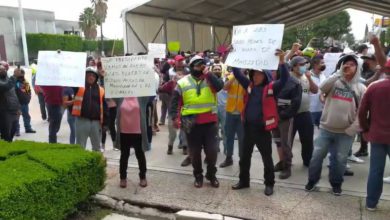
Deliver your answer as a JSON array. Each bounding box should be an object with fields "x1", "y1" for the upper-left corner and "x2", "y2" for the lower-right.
[
  {"x1": 168, "y1": 41, "x2": 180, "y2": 52},
  {"x1": 36, "y1": 51, "x2": 87, "y2": 87},
  {"x1": 101, "y1": 55, "x2": 156, "y2": 98},
  {"x1": 323, "y1": 53, "x2": 342, "y2": 77},
  {"x1": 225, "y1": 24, "x2": 285, "y2": 70},
  {"x1": 148, "y1": 43, "x2": 166, "y2": 58}
]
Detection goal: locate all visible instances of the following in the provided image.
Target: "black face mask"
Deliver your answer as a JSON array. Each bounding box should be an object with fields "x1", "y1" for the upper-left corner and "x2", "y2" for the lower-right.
[
  {"x1": 191, "y1": 69, "x2": 203, "y2": 77},
  {"x1": 362, "y1": 63, "x2": 370, "y2": 72},
  {"x1": 320, "y1": 65, "x2": 326, "y2": 71}
]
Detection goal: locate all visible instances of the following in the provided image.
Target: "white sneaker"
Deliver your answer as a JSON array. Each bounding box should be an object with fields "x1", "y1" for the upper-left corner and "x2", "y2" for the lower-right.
[
  {"x1": 366, "y1": 206, "x2": 377, "y2": 212},
  {"x1": 384, "y1": 176, "x2": 390, "y2": 184},
  {"x1": 346, "y1": 164, "x2": 351, "y2": 169},
  {"x1": 347, "y1": 155, "x2": 364, "y2": 164}
]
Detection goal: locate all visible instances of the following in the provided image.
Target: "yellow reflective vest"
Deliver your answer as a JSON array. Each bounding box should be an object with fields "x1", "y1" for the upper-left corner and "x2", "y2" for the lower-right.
[{"x1": 177, "y1": 75, "x2": 217, "y2": 116}]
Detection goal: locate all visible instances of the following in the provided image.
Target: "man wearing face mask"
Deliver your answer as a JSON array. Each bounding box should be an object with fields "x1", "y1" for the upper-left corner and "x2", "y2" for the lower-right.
[
  {"x1": 0, "y1": 64, "x2": 21, "y2": 142},
  {"x1": 309, "y1": 55, "x2": 327, "y2": 128},
  {"x1": 290, "y1": 56, "x2": 319, "y2": 167},
  {"x1": 170, "y1": 55, "x2": 224, "y2": 188}
]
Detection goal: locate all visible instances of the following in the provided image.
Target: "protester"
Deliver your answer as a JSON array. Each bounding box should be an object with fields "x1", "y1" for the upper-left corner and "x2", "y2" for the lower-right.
[
  {"x1": 231, "y1": 49, "x2": 287, "y2": 196},
  {"x1": 220, "y1": 66, "x2": 246, "y2": 168},
  {"x1": 72, "y1": 67, "x2": 104, "y2": 151},
  {"x1": 41, "y1": 84, "x2": 63, "y2": 143},
  {"x1": 14, "y1": 68, "x2": 36, "y2": 135},
  {"x1": 306, "y1": 54, "x2": 366, "y2": 196},
  {"x1": 0, "y1": 64, "x2": 20, "y2": 142},
  {"x1": 62, "y1": 87, "x2": 76, "y2": 144},
  {"x1": 31, "y1": 60, "x2": 47, "y2": 120},
  {"x1": 309, "y1": 55, "x2": 327, "y2": 128},
  {"x1": 360, "y1": 58, "x2": 390, "y2": 211},
  {"x1": 212, "y1": 64, "x2": 227, "y2": 153},
  {"x1": 114, "y1": 96, "x2": 150, "y2": 188},
  {"x1": 289, "y1": 56, "x2": 319, "y2": 167},
  {"x1": 273, "y1": 52, "x2": 303, "y2": 180},
  {"x1": 170, "y1": 55, "x2": 224, "y2": 188}
]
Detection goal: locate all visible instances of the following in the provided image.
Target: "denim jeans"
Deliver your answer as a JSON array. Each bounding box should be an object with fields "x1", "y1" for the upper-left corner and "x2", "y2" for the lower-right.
[
  {"x1": 366, "y1": 143, "x2": 390, "y2": 208},
  {"x1": 67, "y1": 109, "x2": 76, "y2": 144},
  {"x1": 217, "y1": 106, "x2": 227, "y2": 151},
  {"x1": 16, "y1": 104, "x2": 32, "y2": 132},
  {"x1": 308, "y1": 129, "x2": 354, "y2": 187},
  {"x1": 47, "y1": 104, "x2": 63, "y2": 143},
  {"x1": 224, "y1": 112, "x2": 244, "y2": 157},
  {"x1": 292, "y1": 111, "x2": 314, "y2": 166},
  {"x1": 310, "y1": 111, "x2": 322, "y2": 128}
]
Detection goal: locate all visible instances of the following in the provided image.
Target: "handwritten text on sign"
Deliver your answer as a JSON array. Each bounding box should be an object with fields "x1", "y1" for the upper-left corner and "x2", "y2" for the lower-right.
[
  {"x1": 36, "y1": 51, "x2": 87, "y2": 87},
  {"x1": 101, "y1": 55, "x2": 156, "y2": 98},
  {"x1": 148, "y1": 43, "x2": 166, "y2": 58},
  {"x1": 225, "y1": 24, "x2": 285, "y2": 70}
]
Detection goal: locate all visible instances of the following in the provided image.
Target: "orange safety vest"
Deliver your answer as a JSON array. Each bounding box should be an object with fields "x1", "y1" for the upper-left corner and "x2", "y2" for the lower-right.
[
  {"x1": 225, "y1": 77, "x2": 245, "y2": 113},
  {"x1": 72, "y1": 86, "x2": 105, "y2": 123}
]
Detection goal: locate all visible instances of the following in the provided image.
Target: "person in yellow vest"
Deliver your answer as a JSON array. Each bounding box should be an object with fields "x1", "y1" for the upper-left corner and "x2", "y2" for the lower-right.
[
  {"x1": 72, "y1": 67, "x2": 105, "y2": 151},
  {"x1": 219, "y1": 68, "x2": 247, "y2": 168},
  {"x1": 170, "y1": 55, "x2": 224, "y2": 188}
]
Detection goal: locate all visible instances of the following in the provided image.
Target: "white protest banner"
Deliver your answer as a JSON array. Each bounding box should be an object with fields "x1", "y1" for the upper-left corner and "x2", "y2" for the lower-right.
[
  {"x1": 225, "y1": 24, "x2": 284, "y2": 70},
  {"x1": 148, "y1": 43, "x2": 166, "y2": 58},
  {"x1": 36, "y1": 51, "x2": 87, "y2": 87},
  {"x1": 101, "y1": 55, "x2": 156, "y2": 98},
  {"x1": 323, "y1": 53, "x2": 342, "y2": 77}
]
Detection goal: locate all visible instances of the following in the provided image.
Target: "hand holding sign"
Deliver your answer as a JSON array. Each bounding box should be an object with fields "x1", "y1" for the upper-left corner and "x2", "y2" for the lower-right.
[{"x1": 225, "y1": 24, "x2": 285, "y2": 71}]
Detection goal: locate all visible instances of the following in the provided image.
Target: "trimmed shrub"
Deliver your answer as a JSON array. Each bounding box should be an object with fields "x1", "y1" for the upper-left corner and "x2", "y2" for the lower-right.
[{"x1": 0, "y1": 140, "x2": 106, "y2": 220}]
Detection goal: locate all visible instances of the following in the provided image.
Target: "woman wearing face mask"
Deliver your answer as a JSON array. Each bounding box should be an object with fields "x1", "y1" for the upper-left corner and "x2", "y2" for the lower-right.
[{"x1": 289, "y1": 56, "x2": 319, "y2": 168}]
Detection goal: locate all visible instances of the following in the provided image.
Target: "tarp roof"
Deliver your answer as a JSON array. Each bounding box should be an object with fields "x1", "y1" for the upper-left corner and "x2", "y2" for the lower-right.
[{"x1": 125, "y1": 0, "x2": 390, "y2": 28}]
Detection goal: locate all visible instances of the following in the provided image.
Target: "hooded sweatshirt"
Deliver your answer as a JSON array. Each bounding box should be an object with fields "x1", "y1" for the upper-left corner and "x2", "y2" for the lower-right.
[{"x1": 319, "y1": 55, "x2": 366, "y2": 135}]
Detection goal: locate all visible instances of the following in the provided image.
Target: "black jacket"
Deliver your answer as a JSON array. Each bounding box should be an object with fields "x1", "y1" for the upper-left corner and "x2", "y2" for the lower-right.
[
  {"x1": 80, "y1": 83, "x2": 101, "y2": 121},
  {"x1": 276, "y1": 76, "x2": 302, "y2": 120},
  {"x1": 0, "y1": 76, "x2": 21, "y2": 113}
]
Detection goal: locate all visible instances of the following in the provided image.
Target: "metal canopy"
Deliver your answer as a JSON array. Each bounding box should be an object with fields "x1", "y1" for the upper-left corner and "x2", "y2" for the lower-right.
[{"x1": 127, "y1": 0, "x2": 390, "y2": 28}]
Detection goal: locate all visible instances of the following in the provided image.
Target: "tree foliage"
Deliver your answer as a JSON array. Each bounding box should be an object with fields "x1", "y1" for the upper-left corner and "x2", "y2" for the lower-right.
[
  {"x1": 79, "y1": 7, "x2": 97, "y2": 39},
  {"x1": 282, "y1": 10, "x2": 352, "y2": 49}
]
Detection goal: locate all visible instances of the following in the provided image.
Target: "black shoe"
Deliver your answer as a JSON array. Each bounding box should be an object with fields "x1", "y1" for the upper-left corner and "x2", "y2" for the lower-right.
[
  {"x1": 219, "y1": 157, "x2": 233, "y2": 168},
  {"x1": 344, "y1": 170, "x2": 354, "y2": 176},
  {"x1": 26, "y1": 129, "x2": 36, "y2": 133},
  {"x1": 15, "y1": 132, "x2": 20, "y2": 137},
  {"x1": 167, "y1": 145, "x2": 173, "y2": 155},
  {"x1": 305, "y1": 181, "x2": 318, "y2": 191},
  {"x1": 332, "y1": 186, "x2": 342, "y2": 196},
  {"x1": 274, "y1": 161, "x2": 284, "y2": 172},
  {"x1": 178, "y1": 145, "x2": 183, "y2": 149},
  {"x1": 194, "y1": 177, "x2": 203, "y2": 188},
  {"x1": 303, "y1": 162, "x2": 310, "y2": 167},
  {"x1": 264, "y1": 185, "x2": 274, "y2": 196},
  {"x1": 279, "y1": 168, "x2": 291, "y2": 179},
  {"x1": 206, "y1": 176, "x2": 219, "y2": 188},
  {"x1": 354, "y1": 151, "x2": 368, "y2": 157},
  {"x1": 183, "y1": 147, "x2": 188, "y2": 155},
  {"x1": 232, "y1": 182, "x2": 250, "y2": 190},
  {"x1": 181, "y1": 157, "x2": 191, "y2": 167}
]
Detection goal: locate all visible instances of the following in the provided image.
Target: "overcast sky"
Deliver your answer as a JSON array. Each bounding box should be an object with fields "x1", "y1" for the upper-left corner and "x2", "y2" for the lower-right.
[{"x1": 0, "y1": 0, "x2": 384, "y2": 41}]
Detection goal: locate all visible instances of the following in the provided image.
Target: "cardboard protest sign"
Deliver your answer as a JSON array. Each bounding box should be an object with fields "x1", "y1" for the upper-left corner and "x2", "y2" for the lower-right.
[
  {"x1": 101, "y1": 55, "x2": 156, "y2": 98},
  {"x1": 225, "y1": 24, "x2": 284, "y2": 70},
  {"x1": 36, "y1": 51, "x2": 87, "y2": 87},
  {"x1": 323, "y1": 53, "x2": 342, "y2": 77},
  {"x1": 148, "y1": 43, "x2": 166, "y2": 58},
  {"x1": 168, "y1": 41, "x2": 180, "y2": 52}
]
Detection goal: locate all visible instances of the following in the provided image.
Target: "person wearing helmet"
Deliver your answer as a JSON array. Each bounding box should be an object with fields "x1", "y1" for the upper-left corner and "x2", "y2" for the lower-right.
[
  {"x1": 72, "y1": 67, "x2": 105, "y2": 151},
  {"x1": 170, "y1": 55, "x2": 224, "y2": 188},
  {"x1": 302, "y1": 47, "x2": 316, "y2": 59}
]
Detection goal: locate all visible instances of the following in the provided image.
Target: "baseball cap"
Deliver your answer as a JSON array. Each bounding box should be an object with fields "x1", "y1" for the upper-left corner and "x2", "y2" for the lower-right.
[
  {"x1": 174, "y1": 55, "x2": 185, "y2": 62},
  {"x1": 289, "y1": 56, "x2": 307, "y2": 67}
]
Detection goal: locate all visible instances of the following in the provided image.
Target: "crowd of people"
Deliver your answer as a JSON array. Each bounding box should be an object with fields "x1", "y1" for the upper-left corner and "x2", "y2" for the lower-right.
[{"x1": 1, "y1": 35, "x2": 390, "y2": 211}]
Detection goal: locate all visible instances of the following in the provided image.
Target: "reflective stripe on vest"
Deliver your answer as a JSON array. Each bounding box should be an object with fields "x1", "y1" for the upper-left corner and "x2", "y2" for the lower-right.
[
  {"x1": 178, "y1": 75, "x2": 217, "y2": 116},
  {"x1": 72, "y1": 86, "x2": 105, "y2": 123}
]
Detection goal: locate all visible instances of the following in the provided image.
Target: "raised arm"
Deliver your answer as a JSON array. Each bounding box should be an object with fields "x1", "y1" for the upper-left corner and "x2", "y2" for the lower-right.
[{"x1": 232, "y1": 67, "x2": 250, "y2": 90}]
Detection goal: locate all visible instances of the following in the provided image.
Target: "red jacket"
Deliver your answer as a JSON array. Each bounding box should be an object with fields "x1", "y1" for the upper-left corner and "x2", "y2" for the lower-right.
[{"x1": 242, "y1": 82, "x2": 279, "y2": 131}]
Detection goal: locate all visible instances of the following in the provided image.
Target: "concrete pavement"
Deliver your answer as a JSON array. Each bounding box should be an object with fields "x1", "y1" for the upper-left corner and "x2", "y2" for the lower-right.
[{"x1": 12, "y1": 70, "x2": 390, "y2": 219}]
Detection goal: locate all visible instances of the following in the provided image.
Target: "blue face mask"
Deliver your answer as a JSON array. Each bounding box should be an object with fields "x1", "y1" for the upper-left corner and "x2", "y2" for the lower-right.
[{"x1": 299, "y1": 66, "x2": 307, "y2": 75}]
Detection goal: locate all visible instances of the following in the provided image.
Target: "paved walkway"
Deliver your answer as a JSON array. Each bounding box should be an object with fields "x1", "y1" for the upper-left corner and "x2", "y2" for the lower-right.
[{"x1": 12, "y1": 70, "x2": 390, "y2": 219}]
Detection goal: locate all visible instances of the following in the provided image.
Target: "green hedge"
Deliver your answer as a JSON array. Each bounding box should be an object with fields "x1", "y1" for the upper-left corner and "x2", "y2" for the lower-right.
[
  {"x1": 0, "y1": 141, "x2": 106, "y2": 220},
  {"x1": 27, "y1": 33, "x2": 124, "y2": 58}
]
